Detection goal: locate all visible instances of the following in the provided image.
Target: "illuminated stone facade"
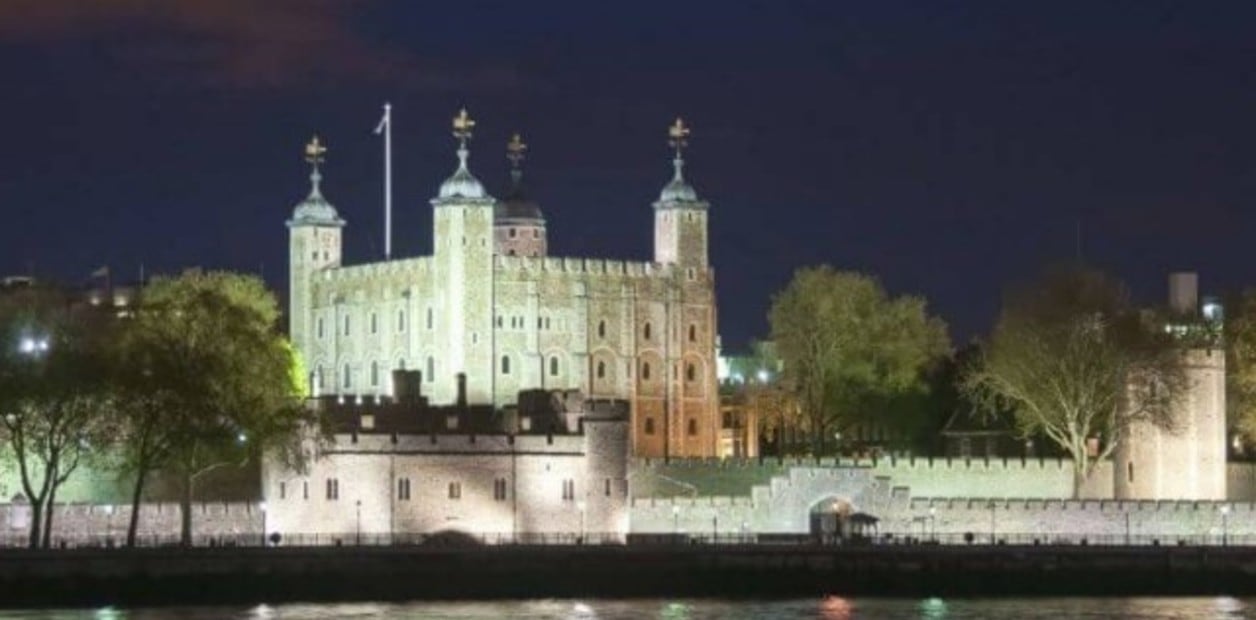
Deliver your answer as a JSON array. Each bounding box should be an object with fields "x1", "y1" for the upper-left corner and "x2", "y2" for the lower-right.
[
  {"x1": 288, "y1": 116, "x2": 719, "y2": 458},
  {"x1": 260, "y1": 391, "x2": 630, "y2": 541}
]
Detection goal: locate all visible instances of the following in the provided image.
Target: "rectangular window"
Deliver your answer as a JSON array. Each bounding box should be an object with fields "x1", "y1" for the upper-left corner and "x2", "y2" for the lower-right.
[
  {"x1": 303, "y1": 481, "x2": 309, "y2": 500},
  {"x1": 398, "y1": 477, "x2": 411, "y2": 501},
  {"x1": 279, "y1": 481, "x2": 287, "y2": 500},
  {"x1": 604, "y1": 478, "x2": 611, "y2": 497},
  {"x1": 562, "y1": 479, "x2": 575, "y2": 501},
  {"x1": 398, "y1": 309, "x2": 406, "y2": 332},
  {"x1": 494, "y1": 478, "x2": 508, "y2": 501},
  {"x1": 326, "y1": 478, "x2": 339, "y2": 500},
  {"x1": 317, "y1": 317, "x2": 325, "y2": 339},
  {"x1": 343, "y1": 314, "x2": 351, "y2": 337},
  {"x1": 370, "y1": 312, "x2": 378, "y2": 334},
  {"x1": 448, "y1": 481, "x2": 462, "y2": 500}
]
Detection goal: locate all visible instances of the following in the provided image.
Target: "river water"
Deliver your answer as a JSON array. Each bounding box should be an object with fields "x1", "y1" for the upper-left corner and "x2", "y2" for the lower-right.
[{"x1": 0, "y1": 598, "x2": 1252, "y2": 619}]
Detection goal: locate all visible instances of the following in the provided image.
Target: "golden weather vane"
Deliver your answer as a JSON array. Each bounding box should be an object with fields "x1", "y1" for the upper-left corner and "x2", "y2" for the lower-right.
[
  {"x1": 507, "y1": 132, "x2": 527, "y2": 168},
  {"x1": 453, "y1": 107, "x2": 476, "y2": 145},
  {"x1": 304, "y1": 135, "x2": 327, "y2": 165},
  {"x1": 668, "y1": 117, "x2": 690, "y2": 157}
]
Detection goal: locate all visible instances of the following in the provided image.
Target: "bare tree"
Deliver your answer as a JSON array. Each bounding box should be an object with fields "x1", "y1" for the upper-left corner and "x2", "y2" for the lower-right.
[{"x1": 963, "y1": 266, "x2": 1186, "y2": 497}]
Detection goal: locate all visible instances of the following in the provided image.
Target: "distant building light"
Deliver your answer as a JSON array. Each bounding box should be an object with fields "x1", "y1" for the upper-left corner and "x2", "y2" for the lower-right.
[
  {"x1": 756, "y1": 369, "x2": 770, "y2": 383},
  {"x1": 19, "y1": 338, "x2": 35, "y2": 354},
  {"x1": 1203, "y1": 301, "x2": 1223, "y2": 322}
]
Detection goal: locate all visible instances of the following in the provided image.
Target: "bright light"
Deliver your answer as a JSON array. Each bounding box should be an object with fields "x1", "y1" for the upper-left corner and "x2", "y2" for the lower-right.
[
  {"x1": 1220, "y1": 505, "x2": 1231, "y2": 515},
  {"x1": 756, "y1": 369, "x2": 770, "y2": 383},
  {"x1": 237, "y1": 432, "x2": 248, "y2": 444},
  {"x1": 18, "y1": 338, "x2": 35, "y2": 354}
]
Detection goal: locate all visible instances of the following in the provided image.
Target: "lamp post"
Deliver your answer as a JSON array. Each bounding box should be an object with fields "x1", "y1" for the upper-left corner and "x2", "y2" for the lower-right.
[
  {"x1": 259, "y1": 502, "x2": 267, "y2": 547},
  {"x1": 577, "y1": 501, "x2": 586, "y2": 544},
  {"x1": 672, "y1": 505, "x2": 680, "y2": 536},
  {"x1": 355, "y1": 500, "x2": 362, "y2": 546},
  {"x1": 1220, "y1": 505, "x2": 1230, "y2": 547},
  {"x1": 712, "y1": 515, "x2": 718, "y2": 543},
  {"x1": 928, "y1": 507, "x2": 937, "y2": 542}
]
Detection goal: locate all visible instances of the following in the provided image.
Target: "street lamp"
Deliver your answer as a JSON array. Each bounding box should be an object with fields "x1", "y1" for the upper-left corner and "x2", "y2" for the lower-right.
[
  {"x1": 356, "y1": 500, "x2": 362, "y2": 546},
  {"x1": 1220, "y1": 505, "x2": 1230, "y2": 546},
  {"x1": 577, "y1": 501, "x2": 586, "y2": 544}
]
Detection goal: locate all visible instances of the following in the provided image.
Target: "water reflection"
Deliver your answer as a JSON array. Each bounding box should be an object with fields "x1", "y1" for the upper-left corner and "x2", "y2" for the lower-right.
[{"x1": 5, "y1": 598, "x2": 1256, "y2": 619}]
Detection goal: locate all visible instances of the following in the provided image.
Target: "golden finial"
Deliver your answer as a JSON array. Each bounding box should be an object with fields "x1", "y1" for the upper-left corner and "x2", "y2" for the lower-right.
[
  {"x1": 452, "y1": 107, "x2": 476, "y2": 145},
  {"x1": 507, "y1": 132, "x2": 527, "y2": 169},
  {"x1": 304, "y1": 135, "x2": 327, "y2": 165},
  {"x1": 668, "y1": 117, "x2": 690, "y2": 156}
]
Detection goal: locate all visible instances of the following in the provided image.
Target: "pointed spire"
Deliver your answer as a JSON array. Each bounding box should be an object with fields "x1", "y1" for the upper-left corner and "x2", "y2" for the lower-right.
[
  {"x1": 289, "y1": 134, "x2": 344, "y2": 227},
  {"x1": 657, "y1": 117, "x2": 701, "y2": 205},
  {"x1": 668, "y1": 117, "x2": 690, "y2": 183},
  {"x1": 304, "y1": 135, "x2": 327, "y2": 198},
  {"x1": 453, "y1": 107, "x2": 475, "y2": 170},
  {"x1": 437, "y1": 108, "x2": 488, "y2": 200},
  {"x1": 507, "y1": 132, "x2": 527, "y2": 187}
]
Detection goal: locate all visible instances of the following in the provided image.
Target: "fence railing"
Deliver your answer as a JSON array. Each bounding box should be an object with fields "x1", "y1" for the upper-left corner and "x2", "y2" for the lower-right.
[{"x1": 2, "y1": 530, "x2": 1254, "y2": 550}]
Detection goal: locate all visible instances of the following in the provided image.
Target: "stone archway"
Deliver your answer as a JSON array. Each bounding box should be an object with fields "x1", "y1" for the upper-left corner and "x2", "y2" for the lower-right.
[{"x1": 809, "y1": 497, "x2": 854, "y2": 542}]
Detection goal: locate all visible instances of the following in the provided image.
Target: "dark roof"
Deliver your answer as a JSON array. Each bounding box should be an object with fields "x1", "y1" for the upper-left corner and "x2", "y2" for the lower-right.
[{"x1": 495, "y1": 174, "x2": 544, "y2": 223}]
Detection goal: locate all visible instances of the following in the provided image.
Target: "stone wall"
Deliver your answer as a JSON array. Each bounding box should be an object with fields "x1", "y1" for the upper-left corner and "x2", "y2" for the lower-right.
[{"x1": 0, "y1": 502, "x2": 261, "y2": 546}]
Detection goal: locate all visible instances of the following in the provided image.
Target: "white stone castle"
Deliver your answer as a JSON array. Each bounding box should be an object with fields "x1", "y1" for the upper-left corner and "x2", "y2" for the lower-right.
[{"x1": 287, "y1": 110, "x2": 720, "y2": 459}]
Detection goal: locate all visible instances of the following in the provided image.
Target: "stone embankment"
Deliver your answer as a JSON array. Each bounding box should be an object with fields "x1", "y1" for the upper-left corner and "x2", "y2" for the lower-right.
[{"x1": 3, "y1": 543, "x2": 1256, "y2": 606}]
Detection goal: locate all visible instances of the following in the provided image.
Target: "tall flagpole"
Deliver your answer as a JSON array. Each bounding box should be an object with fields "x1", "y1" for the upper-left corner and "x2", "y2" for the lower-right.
[{"x1": 375, "y1": 102, "x2": 393, "y2": 260}]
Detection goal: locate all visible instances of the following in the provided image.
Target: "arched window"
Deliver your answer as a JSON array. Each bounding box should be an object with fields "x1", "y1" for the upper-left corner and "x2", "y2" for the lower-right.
[
  {"x1": 644, "y1": 418, "x2": 655, "y2": 435},
  {"x1": 641, "y1": 361, "x2": 651, "y2": 381},
  {"x1": 549, "y1": 356, "x2": 559, "y2": 376},
  {"x1": 688, "y1": 324, "x2": 696, "y2": 342},
  {"x1": 316, "y1": 365, "x2": 325, "y2": 389},
  {"x1": 426, "y1": 356, "x2": 434, "y2": 382},
  {"x1": 597, "y1": 320, "x2": 606, "y2": 339},
  {"x1": 643, "y1": 322, "x2": 652, "y2": 341},
  {"x1": 398, "y1": 358, "x2": 406, "y2": 371},
  {"x1": 686, "y1": 363, "x2": 696, "y2": 382},
  {"x1": 596, "y1": 361, "x2": 606, "y2": 379},
  {"x1": 501, "y1": 355, "x2": 511, "y2": 375},
  {"x1": 370, "y1": 361, "x2": 379, "y2": 387}
]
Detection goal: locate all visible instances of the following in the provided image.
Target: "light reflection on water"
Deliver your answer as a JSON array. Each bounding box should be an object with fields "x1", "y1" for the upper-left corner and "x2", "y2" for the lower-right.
[{"x1": 0, "y1": 598, "x2": 1252, "y2": 619}]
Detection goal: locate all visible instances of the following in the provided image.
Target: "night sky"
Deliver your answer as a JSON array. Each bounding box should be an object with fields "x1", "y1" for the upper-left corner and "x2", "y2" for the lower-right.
[{"x1": 2, "y1": 1, "x2": 1256, "y2": 350}]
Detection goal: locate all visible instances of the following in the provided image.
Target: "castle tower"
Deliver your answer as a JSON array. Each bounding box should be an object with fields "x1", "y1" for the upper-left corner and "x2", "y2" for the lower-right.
[
  {"x1": 431, "y1": 108, "x2": 496, "y2": 405},
  {"x1": 640, "y1": 118, "x2": 720, "y2": 457},
  {"x1": 653, "y1": 118, "x2": 709, "y2": 268},
  {"x1": 494, "y1": 133, "x2": 548, "y2": 257},
  {"x1": 1114, "y1": 272, "x2": 1226, "y2": 500},
  {"x1": 287, "y1": 136, "x2": 345, "y2": 376}
]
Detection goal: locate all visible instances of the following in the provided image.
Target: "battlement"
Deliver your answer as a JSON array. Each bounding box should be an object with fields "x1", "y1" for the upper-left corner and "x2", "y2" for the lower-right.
[
  {"x1": 325, "y1": 431, "x2": 589, "y2": 455},
  {"x1": 496, "y1": 255, "x2": 665, "y2": 278},
  {"x1": 637, "y1": 455, "x2": 1081, "y2": 472},
  {"x1": 321, "y1": 256, "x2": 434, "y2": 282}
]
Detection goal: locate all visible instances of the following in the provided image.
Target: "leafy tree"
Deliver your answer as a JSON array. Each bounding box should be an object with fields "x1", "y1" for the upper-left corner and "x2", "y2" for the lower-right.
[
  {"x1": 113, "y1": 271, "x2": 309, "y2": 546},
  {"x1": 1225, "y1": 290, "x2": 1256, "y2": 449},
  {"x1": 963, "y1": 266, "x2": 1186, "y2": 497},
  {"x1": 0, "y1": 285, "x2": 116, "y2": 548},
  {"x1": 768, "y1": 266, "x2": 950, "y2": 455}
]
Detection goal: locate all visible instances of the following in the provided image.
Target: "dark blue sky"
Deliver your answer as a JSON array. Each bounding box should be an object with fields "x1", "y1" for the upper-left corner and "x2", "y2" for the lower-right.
[{"x1": 2, "y1": 1, "x2": 1255, "y2": 349}]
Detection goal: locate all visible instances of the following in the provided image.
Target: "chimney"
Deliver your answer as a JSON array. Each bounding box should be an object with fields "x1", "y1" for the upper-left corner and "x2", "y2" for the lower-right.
[
  {"x1": 1168, "y1": 272, "x2": 1198, "y2": 316},
  {"x1": 456, "y1": 372, "x2": 467, "y2": 409}
]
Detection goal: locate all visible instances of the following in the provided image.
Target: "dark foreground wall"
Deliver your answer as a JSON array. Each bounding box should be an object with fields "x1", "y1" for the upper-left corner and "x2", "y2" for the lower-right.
[{"x1": 3, "y1": 544, "x2": 1256, "y2": 607}]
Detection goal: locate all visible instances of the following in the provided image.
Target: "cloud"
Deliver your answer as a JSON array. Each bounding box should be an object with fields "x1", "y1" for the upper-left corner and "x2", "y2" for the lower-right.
[{"x1": 0, "y1": 0, "x2": 520, "y2": 91}]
